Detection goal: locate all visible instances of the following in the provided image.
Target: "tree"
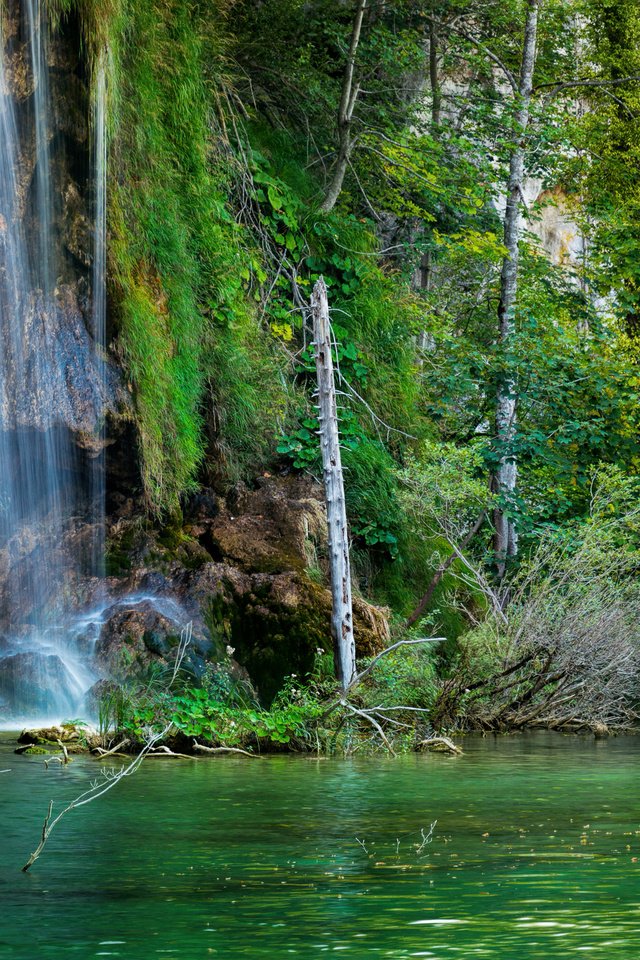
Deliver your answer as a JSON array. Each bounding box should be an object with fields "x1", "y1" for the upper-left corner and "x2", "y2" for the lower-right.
[
  {"x1": 491, "y1": 0, "x2": 540, "y2": 578},
  {"x1": 312, "y1": 278, "x2": 356, "y2": 687},
  {"x1": 320, "y1": 0, "x2": 368, "y2": 212}
]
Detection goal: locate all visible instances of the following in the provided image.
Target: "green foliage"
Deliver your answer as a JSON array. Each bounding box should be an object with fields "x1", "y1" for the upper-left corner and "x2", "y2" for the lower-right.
[
  {"x1": 106, "y1": 0, "x2": 246, "y2": 508},
  {"x1": 47, "y1": 0, "x2": 640, "y2": 672}
]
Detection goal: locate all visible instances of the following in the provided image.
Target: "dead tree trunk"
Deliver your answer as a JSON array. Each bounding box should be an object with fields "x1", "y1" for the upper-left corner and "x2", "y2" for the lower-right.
[
  {"x1": 320, "y1": 0, "x2": 367, "y2": 213},
  {"x1": 311, "y1": 277, "x2": 356, "y2": 688},
  {"x1": 492, "y1": 0, "x2": 540, "y2": 579}
]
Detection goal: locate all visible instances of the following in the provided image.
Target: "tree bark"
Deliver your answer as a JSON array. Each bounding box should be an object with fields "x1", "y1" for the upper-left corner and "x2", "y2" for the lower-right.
[
  {"x1": 492, "y1": 0, "x2": 540, "y2": 579},
  {"x1": 320, "y1": 0, "x2": 367, "y2": 213},
  {"x1": 311, "y1": 277, "x2": 356, "y2": 687},
  {"x1": 429, "y1": 18, "x2": 442, "y2": 128}
]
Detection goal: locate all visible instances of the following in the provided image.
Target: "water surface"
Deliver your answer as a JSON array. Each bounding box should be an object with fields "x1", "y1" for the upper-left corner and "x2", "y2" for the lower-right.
[{"x1": 0, "y1": 732, "x2": 638, "y2": 958}]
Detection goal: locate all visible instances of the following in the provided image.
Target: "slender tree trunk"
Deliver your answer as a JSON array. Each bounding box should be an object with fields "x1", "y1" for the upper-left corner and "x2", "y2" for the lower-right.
[
  {"x1": 312, "y1": 277, "x2": 356, "y2": 687},
  {"x1": 492, "y1": 0, "x2": 539, "y2": 579},
  {"x1": 429, "y1": 19, "x2": 441, "y2": 128},
  {"x1": 320, "y1": 0, "x2": 367, "y2": 213}
]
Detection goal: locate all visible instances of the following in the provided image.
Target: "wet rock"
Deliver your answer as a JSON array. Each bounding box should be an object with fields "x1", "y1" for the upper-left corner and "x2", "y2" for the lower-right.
[
  {"x1": 101, "y1": 476, "x2": 390, "y2": 700},
  {"x1": 163, "y1": 559, "x2": 388, "y2": 702},
  {"x1": 18, "y1": 723, "x2": 81, "y2": 745},
  {"x1": 184, "y1": 488, "x2": 218, "y2": 523},
  {"x1": 222, "y1": 570, "x2": 389, "y2": 703},
  {"x1": 83, "y1": 678, "x2": 120, "y2": 716},
  {"x1": 0, "y1": 285, "x2": 121, "y2": 434},
  {"x1": 94, "y1": 599, "x2": 211, "y2": 680},
  {"x1": 60, "y1": 179, "x2": 92, "y2": 267},
  {"x1": 51, "y1": 73, "x2": 87, "y2": 146},
  {"x1": 0, "y1": 652, "x2": 79, "y2": 718}
]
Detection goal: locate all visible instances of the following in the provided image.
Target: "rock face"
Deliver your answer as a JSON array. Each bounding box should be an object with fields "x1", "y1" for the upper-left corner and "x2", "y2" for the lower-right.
[
  {"x1": 198, "y1": 476, "x2": 326, "y2": 573},
  {"x1": 103, "y1": 475, "x2": 390, "y2": 702},
  {"x1": 0, "y1": 284, "x2": 120, "y2": 434}
]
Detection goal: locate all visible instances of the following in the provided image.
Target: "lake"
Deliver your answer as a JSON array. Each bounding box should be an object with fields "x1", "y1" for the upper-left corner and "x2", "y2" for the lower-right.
[{"x1": 0, "y1": 732, "x2": 638, "y2": 958}]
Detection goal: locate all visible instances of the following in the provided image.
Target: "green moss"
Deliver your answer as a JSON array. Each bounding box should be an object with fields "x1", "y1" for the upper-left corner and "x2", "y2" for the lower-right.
[{"x1": 228, "y1": 577, "x2": 332, "y2": 704}]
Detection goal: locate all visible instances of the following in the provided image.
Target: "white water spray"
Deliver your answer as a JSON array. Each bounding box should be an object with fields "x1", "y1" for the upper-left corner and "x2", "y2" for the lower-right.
[{"x1": 0, "y1": 1, "x2": 109, "y2": 722}]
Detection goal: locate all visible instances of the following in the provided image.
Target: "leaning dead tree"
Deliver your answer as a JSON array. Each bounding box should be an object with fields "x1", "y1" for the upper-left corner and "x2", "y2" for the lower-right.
[{"x1": 311, "y1": 277, "x2": 356, "y2": 688}]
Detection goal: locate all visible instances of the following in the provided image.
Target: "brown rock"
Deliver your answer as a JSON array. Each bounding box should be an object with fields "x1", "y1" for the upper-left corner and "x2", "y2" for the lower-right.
[{"x1": 203, "y1": 476, "x2": 326, "y2": 574}]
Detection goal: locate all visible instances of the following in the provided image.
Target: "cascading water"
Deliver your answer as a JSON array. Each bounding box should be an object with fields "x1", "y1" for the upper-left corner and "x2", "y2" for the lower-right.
[{"x1": 0, "y1": 0, "x2": 110, "y2": 723}]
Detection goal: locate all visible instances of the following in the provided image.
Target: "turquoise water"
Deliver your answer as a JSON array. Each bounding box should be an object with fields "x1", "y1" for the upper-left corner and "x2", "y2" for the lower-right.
[{"x1": 0, "y1": 732, "x2": 639, "y2": 958}]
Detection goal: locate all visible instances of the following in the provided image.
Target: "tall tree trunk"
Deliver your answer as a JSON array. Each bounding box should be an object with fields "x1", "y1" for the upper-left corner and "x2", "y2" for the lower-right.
[
  {"x1": 320, "y1": 0, "x2": 367, "y2": 213},
  {"x1": 492, "y1": 0, "x2": 540, "y2": 579},
  {"x1": 311, "y1": 277, "x2": 356, "y2": 687},
  {"x1": 429, "y1": 18, "x2": 441, "y2": 128}
]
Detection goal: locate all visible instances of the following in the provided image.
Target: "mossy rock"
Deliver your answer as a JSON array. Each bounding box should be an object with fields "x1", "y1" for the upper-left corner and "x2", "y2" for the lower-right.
[{"x1": 226, "y1": 571, "x2": 388, "y2": 704}]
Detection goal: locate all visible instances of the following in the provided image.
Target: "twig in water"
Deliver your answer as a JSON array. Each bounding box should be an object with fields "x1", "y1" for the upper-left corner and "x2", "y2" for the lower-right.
[
  {"x1": 22, "y1": 724, "x2": 171, "y2": 873},
  {"x1": 416, "y1": 821, "x2": 437, "y2": 856},
  {"x1": 147, "y1": 746, "x2": 194, "y2": 760},
  {"x1": 43, "y1": 757, "x2": 65, "y2": 769}
]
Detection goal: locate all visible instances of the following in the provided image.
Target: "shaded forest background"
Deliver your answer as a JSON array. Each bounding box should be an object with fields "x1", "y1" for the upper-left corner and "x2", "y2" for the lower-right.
[{"x1": 41, "y1": 0, "x2": 640, "y2": 738}]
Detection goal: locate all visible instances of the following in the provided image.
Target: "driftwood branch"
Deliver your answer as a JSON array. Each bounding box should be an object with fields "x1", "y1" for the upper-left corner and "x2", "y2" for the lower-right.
[
  {"x1": 43, "y1": 757, "x2": 65, "y2": 769},
  {"x1": 22, "y1": 726, "x2": 170, "y2": 872},
  {"x1": 91, "y1": 739, "x2": 130, "y2": 759},
  {"x1": 417, "y1": 736, "x2": 463, "y2": 755},
  {"x1": 193, "y1": 741, "x2": 260, "y2": 758},
  {"x1": 147, "y1": 746, "x2": 194, "y2": 760}
]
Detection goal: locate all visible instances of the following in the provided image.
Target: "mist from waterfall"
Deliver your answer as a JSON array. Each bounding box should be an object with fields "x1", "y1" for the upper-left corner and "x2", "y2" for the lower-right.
[{"x1": 0, "y1": 1, "x2": 108, "y2": 723}]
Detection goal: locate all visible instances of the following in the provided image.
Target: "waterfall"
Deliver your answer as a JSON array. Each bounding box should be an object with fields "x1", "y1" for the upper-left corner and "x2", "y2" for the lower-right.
[
  {"x1": 90, "y1": 55, "x2": 107, "y2": 588},
  {"x1": 0, "y1": 1, "x2": 109, "y2": 724}
]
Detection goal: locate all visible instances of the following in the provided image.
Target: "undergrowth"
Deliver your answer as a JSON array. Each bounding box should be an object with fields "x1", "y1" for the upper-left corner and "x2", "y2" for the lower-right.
[{"x1": 98, "y1": 644, "x2": 450, "y2": 755}]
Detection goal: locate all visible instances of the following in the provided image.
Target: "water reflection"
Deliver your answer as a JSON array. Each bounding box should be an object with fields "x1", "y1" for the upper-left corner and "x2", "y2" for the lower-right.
[{"x1": 0, "y1": 732, "x2": 639, "y2": 958}]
